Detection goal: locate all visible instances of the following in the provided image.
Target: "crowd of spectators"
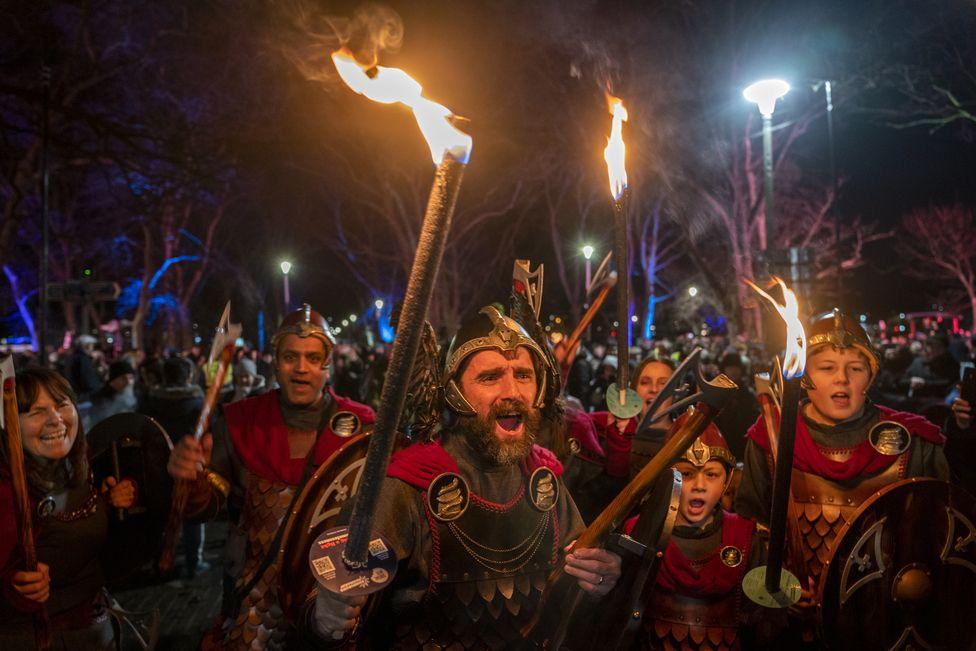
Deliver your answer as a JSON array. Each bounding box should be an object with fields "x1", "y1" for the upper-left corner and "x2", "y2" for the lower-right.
[{"x1": 4, "y1": 322, "x2": 974, "y2": 496}]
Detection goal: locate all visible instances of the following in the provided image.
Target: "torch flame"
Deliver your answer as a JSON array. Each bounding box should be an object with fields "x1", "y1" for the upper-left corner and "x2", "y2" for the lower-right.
[
  {"x1": 746, "y1": 277, "x2": 807, "y2": 379},
  {"x1": 331, "y1": 48, "x2": 472, "y2": 165},
  {"x1": 603, "y1": 95, "x2": 628, "y2": 201}
]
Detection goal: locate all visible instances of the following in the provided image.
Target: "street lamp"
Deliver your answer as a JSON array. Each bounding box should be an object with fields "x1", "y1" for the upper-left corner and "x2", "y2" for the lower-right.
[
  {"x1": 688, "y1": 286, "x2": 699, "y2": 298},
  {"x1": 279, "y1": 260, "x2": 292, "y2": 311},
  {"x1": 581, "y1": 244, "x2": 595, "y2": 291},
  {"x1": 743, "y1": 79, "x2": 790, "y2": 252}
]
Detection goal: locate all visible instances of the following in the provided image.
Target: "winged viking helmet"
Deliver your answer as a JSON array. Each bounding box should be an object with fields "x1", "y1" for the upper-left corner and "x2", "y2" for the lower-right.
[{"x1": 442, "y1": 305, "x2": 554, "y2": 416}]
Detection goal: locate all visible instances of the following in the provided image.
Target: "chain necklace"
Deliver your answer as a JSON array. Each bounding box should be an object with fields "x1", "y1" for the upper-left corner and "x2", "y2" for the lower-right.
[{"x1": 448, "y1": 512, "x2": 550, "y2": 574}]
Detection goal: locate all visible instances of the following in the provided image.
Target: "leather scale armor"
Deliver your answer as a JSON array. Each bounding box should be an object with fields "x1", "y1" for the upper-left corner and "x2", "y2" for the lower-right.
[
  {"x1": 644, "y1": 589, "x2": 741, "y2": 651},
  {"x1": 206, "y1": 473, "x2": 296, "y2": 650},
  {"x1": 786, "y1": 447, "x2": 908, "y2": 584},
  {"x1": 393, "y1": 470, "x2": 560, "y2": 650}
]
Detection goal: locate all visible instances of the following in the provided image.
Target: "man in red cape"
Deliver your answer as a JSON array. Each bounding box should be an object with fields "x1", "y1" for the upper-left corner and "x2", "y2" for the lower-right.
[
  {"x1": 309, "y1": 305, "x2": 622, "y2": 649},
  {"x1": 167, "y1": 304, "x2": 375, "y2": 649}
]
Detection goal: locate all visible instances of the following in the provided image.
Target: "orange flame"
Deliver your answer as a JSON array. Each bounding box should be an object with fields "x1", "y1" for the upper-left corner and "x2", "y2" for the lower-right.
[
  {"x1": 603, "y1": 95, "x2": 628, "y2": 201},
  {"x1": 746, "y1": 277, "x2": 807, "y2": 379},
  {"x1": 331, "y1": 48, "x2": 472, "y2": 165}
]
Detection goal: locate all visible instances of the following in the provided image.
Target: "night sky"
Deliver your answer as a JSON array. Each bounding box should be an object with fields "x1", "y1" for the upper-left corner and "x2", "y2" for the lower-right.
[{"x1": 2, "y1": 0, "x2": 974, "y2": 343}]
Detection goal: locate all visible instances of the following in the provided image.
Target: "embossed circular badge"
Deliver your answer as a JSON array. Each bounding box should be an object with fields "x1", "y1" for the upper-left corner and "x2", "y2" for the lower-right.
[
  {"x1": 529, "y1": 467, "x2": 559, "y2": 512},
  {"x1": 569, "y1": 438, "x2": 582, "y2": 455},
  {"x1": 721, "y1": 545, "x2": 743, "y2": 568},
  {"x1": 329, "y1": 411, "x2": 361, "y2": 438},
  {"x1": 427, "y1": 472, "x2": 469, "y2": 522},
  {"x1": 36, "y1": 495, "x2": 56, "y2": 518},
  {"x1": 868, "y1": 421, "x2": 911, "y2": 456}
]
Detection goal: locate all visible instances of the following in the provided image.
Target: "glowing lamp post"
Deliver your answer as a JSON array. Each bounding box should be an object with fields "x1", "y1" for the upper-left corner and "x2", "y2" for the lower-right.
[
  {"x1": 581, "y1": 244, "x2": 595, "y2": 291},
  {"x1": 311, "y1": 48, "x2": 472, "y2": 594},
  {"x1": 743, "y1": 277, "x2": 806, "y2": 607},
  {"x1": 279, "y1": 260, "x2": 292, "y2": 311},
  {"x1": 743, "y1": 79, "x2": 790, "y2": 253}
]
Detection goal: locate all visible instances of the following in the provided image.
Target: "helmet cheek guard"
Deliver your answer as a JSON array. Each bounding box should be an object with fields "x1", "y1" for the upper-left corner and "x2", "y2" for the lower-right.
[{"x1": 442, "y1": 306, "x2": 552, "y2": 416}]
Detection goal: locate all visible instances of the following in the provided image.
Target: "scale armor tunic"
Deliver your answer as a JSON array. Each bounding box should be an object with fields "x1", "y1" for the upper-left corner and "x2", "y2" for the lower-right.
[
  {"x1": 394, "y1": 470, "x2": 559, "y2": 650},
  {"x1": 787, "y1": 448, "x2": 907, "y2": 584}
]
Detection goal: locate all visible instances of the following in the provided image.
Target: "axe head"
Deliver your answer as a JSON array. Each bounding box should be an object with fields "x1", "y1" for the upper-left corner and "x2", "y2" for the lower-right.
[
  {"x1": 208, "y1": 301, "x2": 243, "y2": 366},
  {"x1": 512, "y1": 259, "x2": 544, "y2": 321},
  {"x1": 587, "y1": 252, "x2": 615, "y2": 298}
]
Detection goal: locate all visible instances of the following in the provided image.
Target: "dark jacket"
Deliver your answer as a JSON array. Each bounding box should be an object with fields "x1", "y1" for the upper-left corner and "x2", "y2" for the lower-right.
[{"x1": 139, "y1": 385, "x2": 205, "y2": 442}]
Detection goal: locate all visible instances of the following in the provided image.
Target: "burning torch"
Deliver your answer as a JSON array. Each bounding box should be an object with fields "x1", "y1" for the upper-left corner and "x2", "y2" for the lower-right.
[
  {"x1": 603, "y1": 95, "x2": 642, "y2": 421},
  {"x1": 306, "y1": 48, "x2": 472, "y2": 597},
  {"x1": 742, "y1": 277, "x2": 806, "y2": 607}
]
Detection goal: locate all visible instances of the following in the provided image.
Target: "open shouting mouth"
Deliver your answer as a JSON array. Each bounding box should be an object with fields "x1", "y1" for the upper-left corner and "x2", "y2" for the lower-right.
[
  {"x1": 830, "y1": 390, "x2": 851, "y2": 410},
  {"x1": 495, "y1": 412, "x2": 524, "y2": 438}
]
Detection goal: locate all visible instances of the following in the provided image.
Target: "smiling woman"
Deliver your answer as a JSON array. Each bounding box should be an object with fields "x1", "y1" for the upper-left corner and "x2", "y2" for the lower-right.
[{"x1": 1, "y1": 367, "x2": 139, "y2": 650}]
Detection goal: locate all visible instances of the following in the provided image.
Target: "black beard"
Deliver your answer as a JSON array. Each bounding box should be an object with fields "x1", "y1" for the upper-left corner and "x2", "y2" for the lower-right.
[{"x1": 456, "y1": 399, "x2": 540, "y2": 466}]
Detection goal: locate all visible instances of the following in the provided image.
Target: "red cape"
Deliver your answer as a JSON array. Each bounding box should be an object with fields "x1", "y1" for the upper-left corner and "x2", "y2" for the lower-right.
[
  {"x1": 387, "y1": 441, "x2": 563, "y2": 490},
  {"x1": 224, "y1": 388, "x2": 375, "y2": 485},
  {"x1": 655, "y1": 511, "x2": 755, "y2": 598},
  {"x1": 563, "y1": 407, "x2": 605, "y2": 460},
  {"x1": 746, "y1": 405, "x2": 945, "y2": 482}
]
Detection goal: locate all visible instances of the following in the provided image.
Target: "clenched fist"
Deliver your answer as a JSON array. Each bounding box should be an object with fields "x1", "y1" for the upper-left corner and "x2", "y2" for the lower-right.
[
  {"x1": 101, "y1": 476, "x2": 138, "y2": 509},
  {"x1": 11, "y1": 563, "x2": 50, "y2": 606},
  {"x1": 313, "y1": 586, "x2": 367, "y2": 640},
  {"x1": 167, "y1": 433, "x2": 213, "y2": 480}
]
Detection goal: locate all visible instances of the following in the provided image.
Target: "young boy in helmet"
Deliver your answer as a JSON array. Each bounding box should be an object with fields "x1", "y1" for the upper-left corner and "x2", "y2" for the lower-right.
[
  {"x1": 735, "y1": 309, "x2": 949, "y2": 639},
  {"x1": 622, "y1": 426, "x2": 762, "y2": 650}
]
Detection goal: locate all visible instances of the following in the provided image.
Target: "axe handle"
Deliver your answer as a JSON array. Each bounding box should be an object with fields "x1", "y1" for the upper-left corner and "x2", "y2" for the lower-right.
[
  {"x1": 559, "y1": 284, "x2": 614, "y2": 383},
  {"x1": 3, "y1": 381, "x2": 53, "y2": 649},
  {"x1": 158, "y1": 345, "x2": 233, "y2": 572},
  {"x1": 525, "y1": 401, "x2": 722, "y2": 644},
  {"x1": 111, "y1": 442, "x2": 125, "y2": 522}
]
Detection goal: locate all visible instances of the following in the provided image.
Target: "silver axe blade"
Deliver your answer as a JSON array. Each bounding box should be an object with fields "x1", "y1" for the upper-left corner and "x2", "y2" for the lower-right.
[
  {"x1": 588, "y1": 251, "x2": 614, "y2": 296},
  {"x1": 635, "y1": 347, "x2": 702, "y2": 436},
  {"x1": 754, "y1": 356, "x2": 784, "y2": 412},
  {"x1": 207, "y1": 301, "x2": 243, "y2": 366},
  {"x1": 0, "y1": 355, "x2": 14, "y2": 429},
  {"x1": 513, "y1": 259, "x2": 544, "y2": 321}
]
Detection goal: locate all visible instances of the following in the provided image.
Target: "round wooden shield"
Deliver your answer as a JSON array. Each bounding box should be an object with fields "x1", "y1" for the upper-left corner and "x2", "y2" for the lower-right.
[
  {"x1": 276, "y1": 431, "x2": 372, "y2": 619},
  {"x1": 88, "y1": 412, "x2": 175, "y2": 586},
  {"x1": 818, "y1": 478, "x2": 976, "y2": 650}
]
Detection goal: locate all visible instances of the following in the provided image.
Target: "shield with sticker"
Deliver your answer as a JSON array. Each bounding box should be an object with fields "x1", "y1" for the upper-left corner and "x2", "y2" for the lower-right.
[
  {"x1": 818, "y1": 477, "x2": 976, "y2": 650},
  {"x1": 276, "y1": 430, "x2": 375, "y2": 620}
]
